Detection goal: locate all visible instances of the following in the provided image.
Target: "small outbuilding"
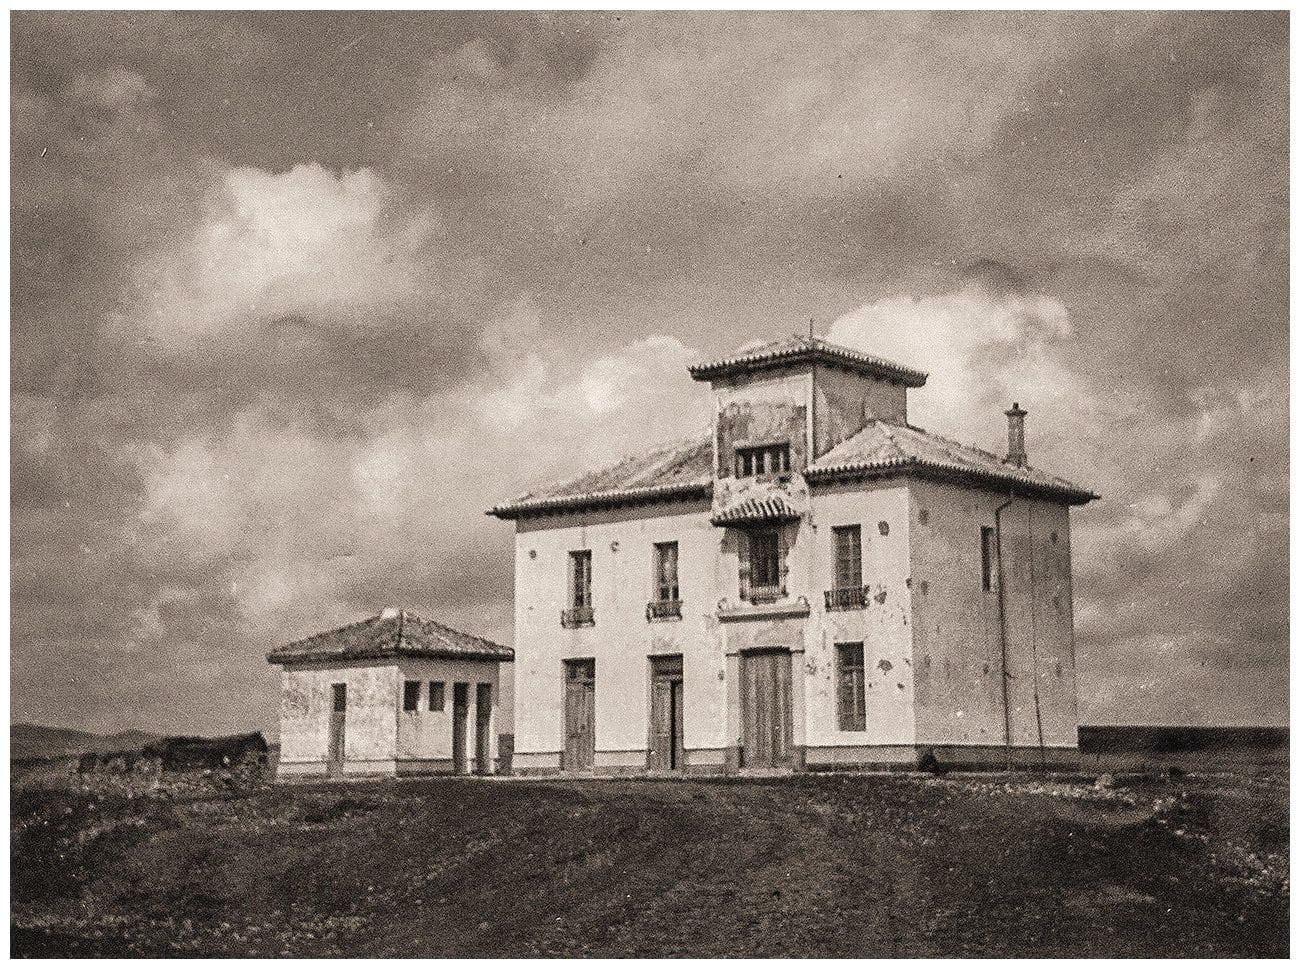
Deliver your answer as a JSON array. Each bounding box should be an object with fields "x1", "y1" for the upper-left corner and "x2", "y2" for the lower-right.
[{"x1": 268, "y1": 608, "x2": 514, "y2": 780}]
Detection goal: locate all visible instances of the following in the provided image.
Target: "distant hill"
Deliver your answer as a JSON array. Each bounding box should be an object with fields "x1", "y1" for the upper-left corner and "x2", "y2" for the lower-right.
[{"x1": 11, "y1": 723, "x2": 162, "y2": 760}]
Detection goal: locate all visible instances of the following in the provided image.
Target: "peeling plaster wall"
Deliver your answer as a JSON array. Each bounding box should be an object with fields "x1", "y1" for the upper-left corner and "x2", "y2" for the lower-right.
[
  {"x1": 811, "y1": 364, "x2": 909, "y2": 458},
  {"x1": 513, "y1": 499, "x2": 725, "y2": 766},
  {"x1": 907, "y1": 479, "x2": 1079, "y2": 750},
  {"x1": 394, "y1": 657, "x2": 504, "y2": 766},
  {"x1": 278, "y1": 661, "x2": 399, "y2": 769},
  {"x1": 713, "y1": 369, "x2": 811, "y2": 482},
  {"x1": 803, "y1": 484, "x2": 915, "y2": 748}
]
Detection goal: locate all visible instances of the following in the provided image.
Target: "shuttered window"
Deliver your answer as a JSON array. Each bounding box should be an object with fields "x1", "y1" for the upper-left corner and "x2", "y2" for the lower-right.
[
  {"x1": 742, "y1": 529, "x2": 784, "y2": 600},
  {"x1": 653, "y1": 542, "x2": 680, "y2": 602},
  {"x1": 569, "y1": 550, "x2": 593, "y2": 609},
  {"x1": 836, "y1": 643, "x2": 866, "y2": 731},
  {"x1": 428, "y1": 681, "x2": 445, "y2": 712},
  {"x1": 832, "y1": 525, "x2": 862, "y2": 590}
]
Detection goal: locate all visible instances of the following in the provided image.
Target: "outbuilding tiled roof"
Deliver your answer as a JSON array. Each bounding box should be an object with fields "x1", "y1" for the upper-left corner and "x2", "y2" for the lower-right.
[
  {"x1": 688, "y1": 335, "x2": 928, "y2": 387},
  {"x1": 268, "y1": 609, "x2": 514, "y2": 665},
  {"x1": 806, "y1": 420, "x2": 1097, "y2": 505},
  {"x1": 487, "y1": 435, "x2": 713, "y2": 519}
]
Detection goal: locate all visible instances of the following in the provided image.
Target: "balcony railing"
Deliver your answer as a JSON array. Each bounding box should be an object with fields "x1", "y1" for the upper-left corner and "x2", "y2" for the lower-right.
[
  {"x1": 561, "y1": 607, "x2": 595, "y2": 628},
  {"x1": 824, "y1": 586, "x2": 868, "y2": 611},
  {"x1": 743, "y1": 584, "x2": 785, "y2": 604},
  {"x1": 646, "y1": 599, "x2": 683, "y2": 622}
]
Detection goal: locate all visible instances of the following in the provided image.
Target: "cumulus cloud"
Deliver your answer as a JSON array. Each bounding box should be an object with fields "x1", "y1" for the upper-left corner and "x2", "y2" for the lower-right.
[
  {"x1": 827, "y1": 273, "x2": 1106, "y2": 472},
  {"x1": 113, "y1": 311, "x2": 709, "y2": 732},
  {"x1": 119, "y1": 163, "x2": 440, "y2": 348}
]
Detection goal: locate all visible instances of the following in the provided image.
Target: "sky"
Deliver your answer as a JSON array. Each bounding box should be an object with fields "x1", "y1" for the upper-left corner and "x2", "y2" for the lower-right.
[{"x1": 10, "y1": 10, "x2": 1288, "y2": 735}]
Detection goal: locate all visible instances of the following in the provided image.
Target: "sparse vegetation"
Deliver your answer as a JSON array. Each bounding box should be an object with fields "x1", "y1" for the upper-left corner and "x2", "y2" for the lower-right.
[{"x1": 10, "y1": 758, "x2": 1287, "y2": 957}]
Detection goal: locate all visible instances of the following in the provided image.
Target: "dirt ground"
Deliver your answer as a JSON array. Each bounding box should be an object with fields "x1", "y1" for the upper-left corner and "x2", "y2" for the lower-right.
[{"x1": 10, "y1": 764, "x2": 1288, "y2": 957}]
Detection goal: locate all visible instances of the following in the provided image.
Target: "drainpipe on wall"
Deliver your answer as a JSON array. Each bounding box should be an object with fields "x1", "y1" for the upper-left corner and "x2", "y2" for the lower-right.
[{"x1": 994, "y1": 496, "x2": 1015, "y2": 771}]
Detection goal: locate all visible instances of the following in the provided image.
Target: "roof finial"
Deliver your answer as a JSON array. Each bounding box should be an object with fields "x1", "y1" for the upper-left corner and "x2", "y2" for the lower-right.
[{"x1": 808, "y1": 317, "x2": 814, "y2": 341}]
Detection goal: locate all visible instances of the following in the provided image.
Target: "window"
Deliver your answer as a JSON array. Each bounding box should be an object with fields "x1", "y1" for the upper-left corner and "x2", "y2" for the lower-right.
[
  {"x1": 403, "y1": 680, "x2": 421, "y2": 712},
  {"x1": 569, "y1": 550, "x2": 592, "y2": 609},
  {"x1": 428, "y1": 681, "x2": 445, "y2": 712},
  {"x1": 735, "y1": 443, "x2": 791, "y2": 478},
  {"x1": 836, "y1": 643, "x2": 866, "y2": 731},
  {"x1": 742, "y1": 529, "x2": 784, "y2": 601},
  {"x1": 566, "y1": 657, "x2": 596, "y2": 681},
  {"x1": 981, "y1": 526, "x2": 995, "y2": 591},
  {"x1": 832, "y1": 525, "x2": 862, "y2": 590},
  {"x1": 653, "y1": 542, "x2": 680, "y2": 602},
  {"x1": 331, "y1": 683, "x2": 347, "y2": 713},
  {"x1": 563, "y1": 550, "x2": 596, "y2": 627}
]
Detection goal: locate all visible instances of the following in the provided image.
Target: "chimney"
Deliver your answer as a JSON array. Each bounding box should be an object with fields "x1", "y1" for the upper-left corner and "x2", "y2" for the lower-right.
[
  {"x1": 379, "y1": 606, "x2": 401, "y2": 620},
  {"x1": 1004, "y1": 402, "x2": 1028, "y2": 468}
]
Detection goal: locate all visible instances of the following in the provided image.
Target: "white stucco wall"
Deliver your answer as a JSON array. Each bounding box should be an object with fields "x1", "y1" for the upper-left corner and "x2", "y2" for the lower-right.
[
  {"x1": 907, "y1": 478, "x2": 1080, "y2": 750},
  {"x1": 278, "y1": 661, "x2": 400, "y2": 774},
  {"x1": 393, "y1": 657, "x2": 503, "y2": 766},
  {"x1": 803, "y1": 484, "x2": 915, "y2": 751},
  {"x1": 277, "y1": 656, "x2": 510, "y2": 777},
  {"x1": 512, "y1": 498, "x2": 723, "y2": 769}
]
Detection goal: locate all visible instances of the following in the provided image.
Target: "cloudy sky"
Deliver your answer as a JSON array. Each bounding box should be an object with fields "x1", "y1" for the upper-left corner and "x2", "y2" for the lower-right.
[{"x1": 11, "y1": 11, "x2": 1288, "y2": 735}]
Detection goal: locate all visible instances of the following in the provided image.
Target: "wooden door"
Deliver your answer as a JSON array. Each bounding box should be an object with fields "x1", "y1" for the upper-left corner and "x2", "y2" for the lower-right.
[
  {"x1": 650, "y1": 655, "x2": 684, "y2": 771},
  {"x1": 327, "y1": 683, "x2": 346, "y2": 777},
  {"x1": 475, "y1": 683, "x2": 493, "y2": 775},
  {"x1": 564, "y1": 659, "x2": 595, "y2": 772},
  {"x1": 741, "y1": 650, "x2": 792, "y2": 768},
  {"x1": 670, "y1": 680, "x2": 685, "y2": 770},
  {"x1": 452, "y1": 683, "x2": 470, "y2": 774}
]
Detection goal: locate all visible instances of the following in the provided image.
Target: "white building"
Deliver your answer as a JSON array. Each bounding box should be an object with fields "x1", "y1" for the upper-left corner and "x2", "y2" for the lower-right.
[
  {"x1": 489, "y1": 335, "x2": 1096, "y2": 773},
  {"x1": 268, "y1": 608, "x2": 513, "y2": 779}
]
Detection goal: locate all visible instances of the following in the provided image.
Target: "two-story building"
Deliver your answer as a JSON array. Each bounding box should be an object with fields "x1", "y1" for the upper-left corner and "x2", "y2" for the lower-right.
[{"x1": 489, "y1": 335, "x2": 1096, "y2": 773}]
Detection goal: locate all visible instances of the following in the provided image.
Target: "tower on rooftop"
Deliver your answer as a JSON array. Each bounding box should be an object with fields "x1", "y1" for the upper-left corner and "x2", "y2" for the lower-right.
[{"x1": 687, "y1": 334, "x2": 928, "y2": 480}]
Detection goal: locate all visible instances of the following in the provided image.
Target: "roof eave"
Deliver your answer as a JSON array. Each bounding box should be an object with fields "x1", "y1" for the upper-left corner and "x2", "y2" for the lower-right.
[
  {"x1": 806, "y1": 459, "x2": 1097, "y2": 505},
  {"x1": 688, "y1": 346, "x2": 927, "y2": 387},
  {"x1": 268, "y1": 647, "x2": 515, "y2": 666},
  {"x1": 488, "y1": 480, "x2": 712, "y2": 520}
]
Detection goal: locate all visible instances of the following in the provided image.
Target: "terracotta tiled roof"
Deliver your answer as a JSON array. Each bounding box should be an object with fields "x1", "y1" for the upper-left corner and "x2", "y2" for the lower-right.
[
  {"x1": 487, "y1": 419, "x2": 1095, "y2": 520},
  {"x1": 689, "y1": 335, "x2": 928, "y2": 387},
  {"x1": 268, "y1": 610, "x2": 514, "y2": 665},
  {"x1": 487, "y1": 435, "x2": 713, "y2": 519},
  {"x1": 710, "y1": 494, "x2": 803, "y2": 526},
  {"x1": 806, "y1": 420, "x2": 1097, "y2": 505}
]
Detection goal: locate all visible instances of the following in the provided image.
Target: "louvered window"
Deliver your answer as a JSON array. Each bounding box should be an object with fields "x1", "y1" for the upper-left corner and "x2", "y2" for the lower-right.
[
  {"x1": 832, "y1": 525, "x2": 862, "y2": 589},
  {"x1": 742, "y1": 529, "x2": 784, "y2": 602},
  {"x1": 836, "y1": 642, "x2": 866, "y2": 731}
]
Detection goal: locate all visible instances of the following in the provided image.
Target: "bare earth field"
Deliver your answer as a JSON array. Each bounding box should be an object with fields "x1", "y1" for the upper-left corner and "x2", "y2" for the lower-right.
[{"x1": 11, "y1": 763, "x2": 1287, "y2": 957}]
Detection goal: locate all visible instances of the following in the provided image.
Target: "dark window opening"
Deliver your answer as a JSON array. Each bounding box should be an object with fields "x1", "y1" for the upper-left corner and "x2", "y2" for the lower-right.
[
  {"x1": 743, "y1": 529, "x2": 784, "y2": 601},
  {"x1": 403, "y1": 680, "x2": 421, "y2": 712},
  {"x1": 653, "y1": 541, "x2": 680, "y2": 603},
  {"x1": 566, "y1": 658, "x2": 596, "y2": 681},
  {"x1": 836, "y1": 642, "x2": 866, "y2": 731},
  {"x1": 429, "y1": 681, "x2": 445, "y2": 712},
  {"x1": 832, "y1": 525, "x2": 862, "y2": 590},
  {"x1": 569, "y1": 550, "x2": 592, "y2": 609},
  {"x1": 981, "y1": 526, "x2": 995, "y2": 591},
  {"x1": 735, "y1": 443, "x2": 791, "y2": 478}
]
